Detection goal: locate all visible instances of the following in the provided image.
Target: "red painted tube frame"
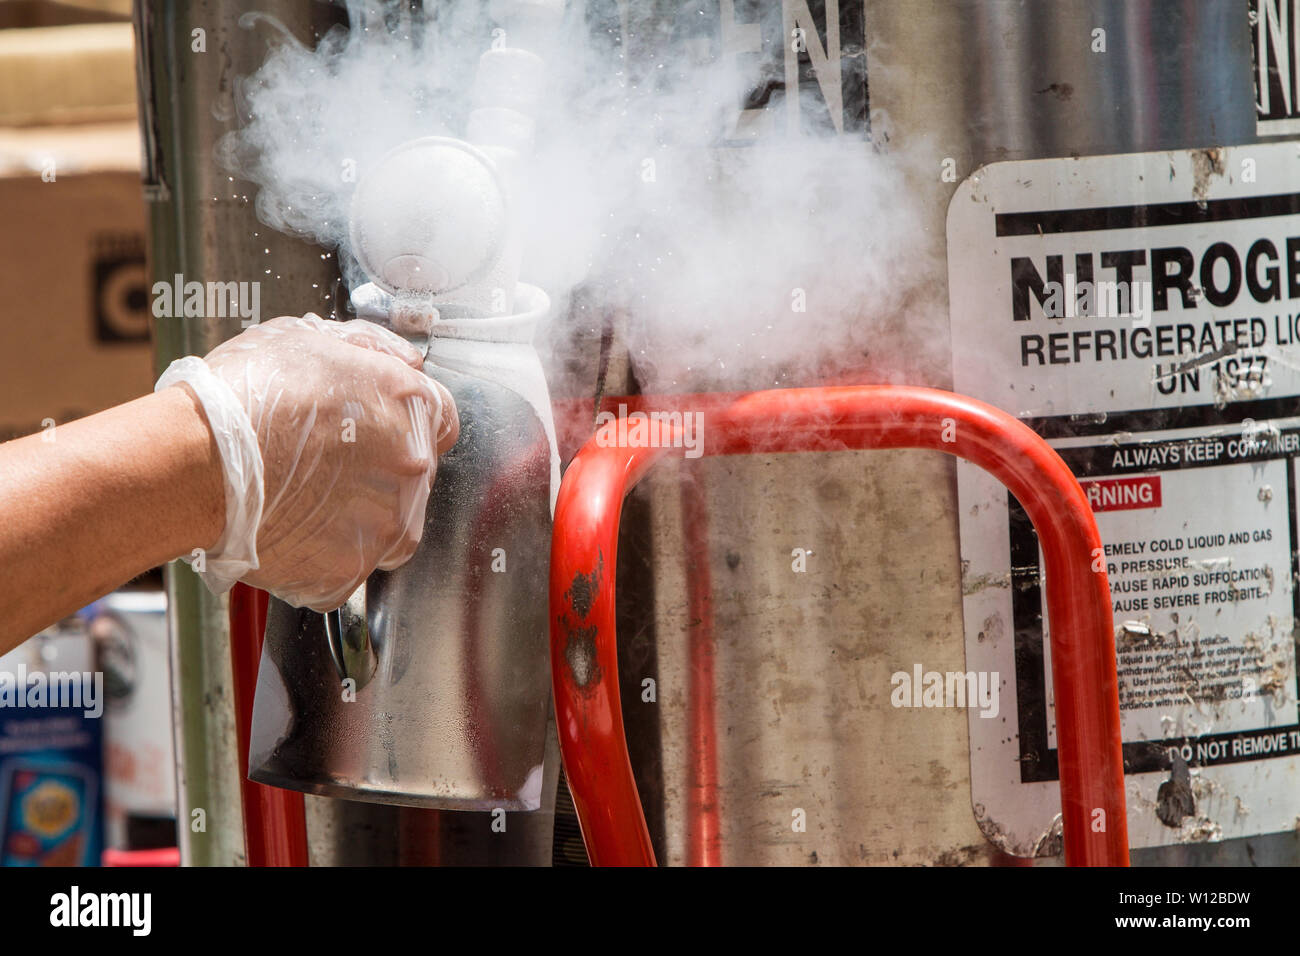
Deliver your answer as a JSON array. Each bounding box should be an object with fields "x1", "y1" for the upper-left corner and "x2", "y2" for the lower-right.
[
  {"x1": 102, "y1": 847, "x2": 181, "y2": 867},
  {"x1": 229, "y1": 583, "x2": 310, "y2": 867},
  {"x1": 550, "y1": 385, "x2": 1129, "y2": 867}
]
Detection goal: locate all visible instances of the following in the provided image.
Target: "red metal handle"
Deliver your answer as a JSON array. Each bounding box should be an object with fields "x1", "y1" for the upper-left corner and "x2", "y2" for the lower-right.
[{"x1": 550, "y1": 385, "x2": 1129, "y2": 867}]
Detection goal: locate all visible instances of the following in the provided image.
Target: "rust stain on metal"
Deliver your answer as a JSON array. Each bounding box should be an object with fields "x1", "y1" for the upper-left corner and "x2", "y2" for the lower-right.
[
  {"x1": 558, "y1": 551, "x2": 606, "y2": 692},
  {"x1": 1035, "y1": 82, "x2": 1074, "y2": 101},
  {"x1": 934, "y1": 844, "x2": 987, "y2": 867},
  {"x1": 564, "y1": 624, "x2": 602, "y2": 691},
  {"x1": 566, "y1": 552, "x2": 604, "y2": 619}
]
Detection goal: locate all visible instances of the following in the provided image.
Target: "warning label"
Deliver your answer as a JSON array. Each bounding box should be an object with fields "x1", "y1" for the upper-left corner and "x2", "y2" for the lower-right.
[{"x1": 948, "y1": 143, "x2": 1300, "y2": 853}]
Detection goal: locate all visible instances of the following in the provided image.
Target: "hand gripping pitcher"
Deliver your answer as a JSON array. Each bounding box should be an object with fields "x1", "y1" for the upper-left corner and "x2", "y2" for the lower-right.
[{"x1": 247, "y1": 137, "x2": 559, "y2": 810}]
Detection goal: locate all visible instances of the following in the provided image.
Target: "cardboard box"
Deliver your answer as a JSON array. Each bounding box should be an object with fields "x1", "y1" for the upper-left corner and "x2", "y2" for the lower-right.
[
  {"x1": 0, "y1": 2, "x2": 131, "y2": 31},
  {"x1": 0, "y1": 24, "x2": 136, "y2": 126},
  {"x1": 0, "y1": 121, "x2": 152, "y2": 441}
]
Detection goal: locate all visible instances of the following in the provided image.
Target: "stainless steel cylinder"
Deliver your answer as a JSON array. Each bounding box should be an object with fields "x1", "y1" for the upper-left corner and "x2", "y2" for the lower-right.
[{"x1": 545, "y1": 0, "x2": 1290, "y2": 866}]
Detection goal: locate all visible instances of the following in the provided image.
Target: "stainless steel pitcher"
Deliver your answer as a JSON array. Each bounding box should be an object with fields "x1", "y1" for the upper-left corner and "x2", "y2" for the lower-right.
[{"x1": 248, "y1": 284, "x2": 556, "y2": 811}]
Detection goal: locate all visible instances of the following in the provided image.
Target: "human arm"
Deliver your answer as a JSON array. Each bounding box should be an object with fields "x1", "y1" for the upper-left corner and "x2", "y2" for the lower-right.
[
  {"x1": 0, "y1": 386, "x2": 225, "y2": 651},
  {"x1": 0, "y1": 315, "x2": 457, "y2": 652}
]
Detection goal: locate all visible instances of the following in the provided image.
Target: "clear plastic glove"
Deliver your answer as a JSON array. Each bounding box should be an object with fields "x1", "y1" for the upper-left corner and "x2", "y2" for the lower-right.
[{"x1": 155, "y1": 314, "x2": 458, "y2": 611}]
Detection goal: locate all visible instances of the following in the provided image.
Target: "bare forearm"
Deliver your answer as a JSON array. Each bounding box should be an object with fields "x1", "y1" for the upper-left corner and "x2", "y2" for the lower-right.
[{"x1": 0, "y1": 386, "x2": 225, "y2": 650}]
